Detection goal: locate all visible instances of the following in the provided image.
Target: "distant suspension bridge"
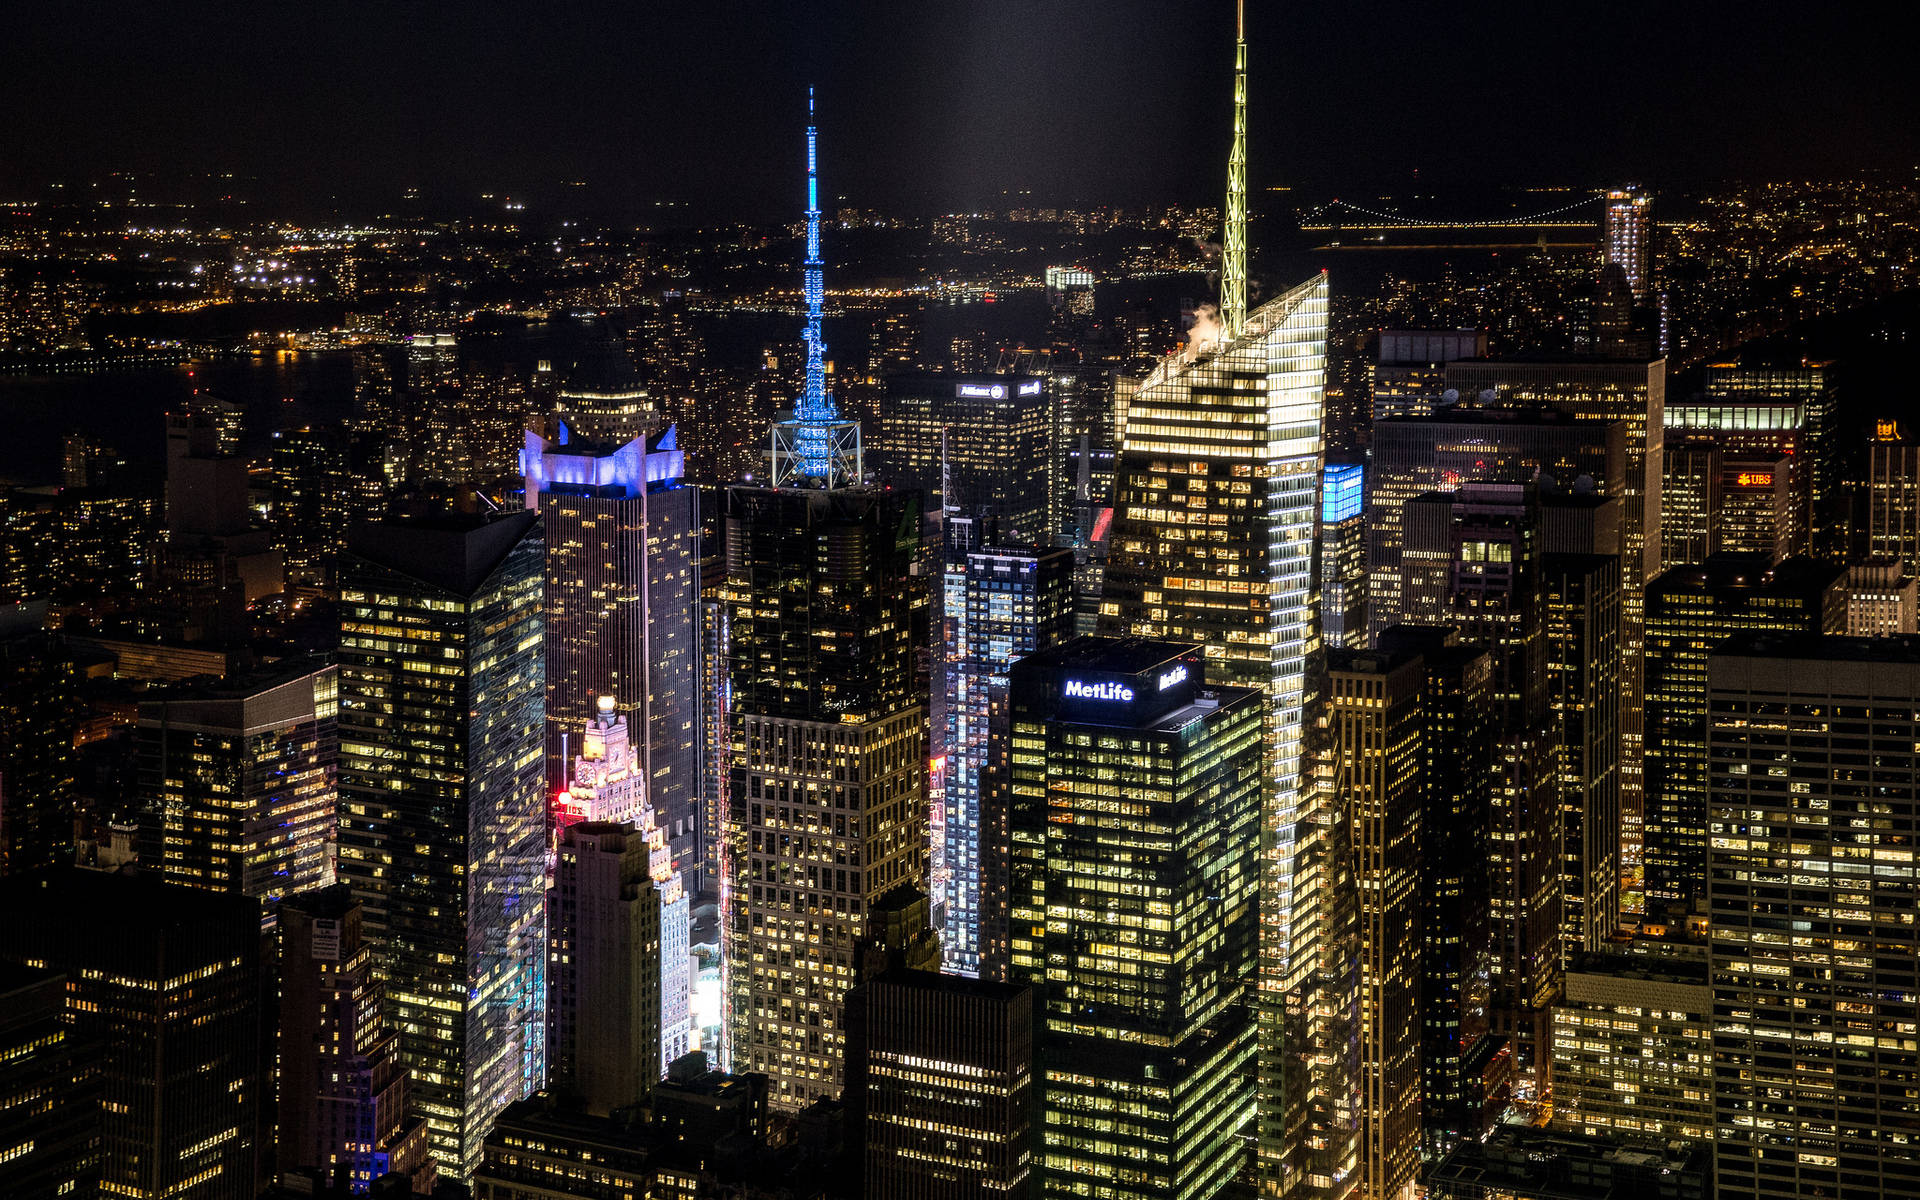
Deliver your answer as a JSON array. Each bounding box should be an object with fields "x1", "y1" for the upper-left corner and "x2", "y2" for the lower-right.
[{"x1": 1297, "y1": 192, "x2": 1607, "y2": 232}]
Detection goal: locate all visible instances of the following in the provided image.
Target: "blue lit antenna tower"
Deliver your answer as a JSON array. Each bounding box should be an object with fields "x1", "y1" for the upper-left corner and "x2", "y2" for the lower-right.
[{"x1": 770, "y1": 88, "x2": 862, "y2": 488}]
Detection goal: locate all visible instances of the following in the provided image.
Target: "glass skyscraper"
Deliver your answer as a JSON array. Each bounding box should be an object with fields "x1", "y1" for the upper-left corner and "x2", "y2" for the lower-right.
[
  {"x1": 1098, "y1": 272, "x2": 1355, "y2": 1197},
  {"x1": 938, "y1": 542, "x2": 1073, "y2": 977},
  {"x1": 524, "y1": 425, "x2": 701, "y2": 896},
  {"x1": 1006, "y1": 638, "x2": 1262, "y2": 1200},
  {"x1": 336, "y1": 512, "x2": 548, "y2": 1181}
]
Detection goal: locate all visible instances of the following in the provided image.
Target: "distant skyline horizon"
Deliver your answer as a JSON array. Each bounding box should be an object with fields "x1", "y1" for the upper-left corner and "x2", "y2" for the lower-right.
[{"x1": 3, "y1": 2, "x2": 1911, "y2": 224}]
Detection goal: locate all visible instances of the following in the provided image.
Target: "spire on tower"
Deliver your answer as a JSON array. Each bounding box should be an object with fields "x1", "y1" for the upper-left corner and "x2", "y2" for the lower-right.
[
  {"x1": 1221, "y1": 0, "x2": 1249, "y2": 337},
  {"x1": 769, "y1": 88, "x2": 862, "y2": 489}
]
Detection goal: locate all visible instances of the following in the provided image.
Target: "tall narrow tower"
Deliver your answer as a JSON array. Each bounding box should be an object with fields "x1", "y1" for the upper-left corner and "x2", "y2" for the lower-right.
[
  {"x1": 770, "y1": 88, "x2": 862, "y2": 489},
  {"x1": 1222, "y1": 0, "x2": 1248, "y2": 335}
]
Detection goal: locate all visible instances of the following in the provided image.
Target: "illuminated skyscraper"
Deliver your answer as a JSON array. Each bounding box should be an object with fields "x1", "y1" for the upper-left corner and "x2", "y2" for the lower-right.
[
  {"x1": 1097, "y1": 268, "x2": 1349, "y2": 1198},
  {"x1": 1368, "y1": 407, "x2": 1627, "y2": 643},
  {"x1": 1865, "y1": 419, "x2": 1920, "y2": 572},
  {"x1": 1602, "y1": 188, "x2": 1653, "y2": 304},
  {"x1": 1718, "y1": 454, "x2": 1792, "y2": 562},
  {"x1": 556, "y1": 698, "x2": 692, "y2": 1074},
  {"x1": 1549, "y1": 934, "x2": 1712, "y2": 1142},
  {"x1": 1642, "y1": 554, "x2": 1844, "y2": 917},
  {"x1": 523, "y1": 426, "x2": 700, "y2": 893},
  {"x1": 939, "y1": 543, "x2": 1072, "y2": 977},
  {"x1": 1006, "y1": 639, "x2": 1261, "y2": 1200},
  {"x1": 721, "y1": 95, "x2": 927, "y2": 1111},
  {"x1": 1320, "y1": 465, "x2": 1367, "y2": 650},
  {"x1": 1327, "y1": 649, "x2": 1423, "y2": 1200},
  {"x1": 1398, "y1": 485, "x2": 1561, "y2": 1067},
  {"x1": 1099, "y1": 10, "x2": 1351, "y2": 1190},
  {"x1": 1707, "y1": 636, "x2": 1920, "y2": 1200},
  {"x1": 844, "y1": 968, "x2": 1037, "y2": 1200},
  {"x1": 134, "y1": 657, "x2": 338, "y2": 913},
  {"x1": 0, "y1": 618, "x2": 80, "y2": 876},
  {"x1": 1659, "y1": 440, "x2": 1719, "y2": 567},
  {"x1": 1668, "y1": 360, "x2": 1840, "y2": 559},
  {"x1": 336, "y1": 512, "x2": 547, "y2": 1180}
]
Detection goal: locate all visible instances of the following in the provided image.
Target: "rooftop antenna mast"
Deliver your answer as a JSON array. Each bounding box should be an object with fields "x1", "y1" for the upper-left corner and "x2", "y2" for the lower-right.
[
  {"x1": 770, "y1": 87, "x2": 862, "y2": 488},
  {"x1": 1221, "y1": 0, "x2": 1249, "y2": 337}
]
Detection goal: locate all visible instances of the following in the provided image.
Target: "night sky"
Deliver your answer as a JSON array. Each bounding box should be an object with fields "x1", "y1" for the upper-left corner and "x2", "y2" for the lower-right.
[{"x1": 2, "y1": 1, "x2": 1910, "y2": 219}]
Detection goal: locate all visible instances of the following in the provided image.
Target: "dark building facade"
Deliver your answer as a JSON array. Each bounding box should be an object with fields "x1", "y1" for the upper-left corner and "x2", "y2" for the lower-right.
[
  {"x1": 844, "y1": 968, "x2": 1035, "y2": 1200},
  {"x1": 0, "y1": 870, "x2": 265, "y2": 1200},
  {"x1": 0, "y1": 964, "x2": 100, "y2": 1200},
  {"x1": 874, "y1": 372, "x2": 1053, "y2": 543}
]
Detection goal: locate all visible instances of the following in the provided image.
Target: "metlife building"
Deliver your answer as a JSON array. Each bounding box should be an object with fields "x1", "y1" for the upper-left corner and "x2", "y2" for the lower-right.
[
  {"x1": 875, "y1": 371, "x2": 1053, "y2": 543},
  {"x1": 1001, "y1": 635, "x2": 1264, "y2": 1200}
]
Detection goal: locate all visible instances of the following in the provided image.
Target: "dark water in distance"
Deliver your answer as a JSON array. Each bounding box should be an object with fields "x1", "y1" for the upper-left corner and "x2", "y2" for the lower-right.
[{"x1": 0, "y1": 351, "x2": 356, "y2": 487}]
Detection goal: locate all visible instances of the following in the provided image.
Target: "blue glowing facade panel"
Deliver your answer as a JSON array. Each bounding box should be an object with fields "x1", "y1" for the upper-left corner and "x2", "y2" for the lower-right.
[{"x1": 1323, "y1": 463, "x2": 1364, "y2": 524}]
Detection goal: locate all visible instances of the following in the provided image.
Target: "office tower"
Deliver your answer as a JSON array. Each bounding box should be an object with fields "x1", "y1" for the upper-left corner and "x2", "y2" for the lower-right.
[
  {"x1": 1539, "y1": 551, "x2": 1622, "y2": 957},
  {"x1": 336, "y1": 511, "x2": 547, "y2": 1179},
  {"x1": 843, "y1": 968, "x2": 1036, "y2": 1200},
  {"x1": 1370, "y1": 330, "x2": 1489, "y2": 422},
  {"x1": 134, "y1": 657, "x2": 338, "y2": 910},
  {"x1": 1367, "y1": 408, "x2": 1627, "y2": 642},
  {"x1": 698, "y1": 551, "x2": 730, "y2": 894},
  {"x1": 1101, "y1": 18, "x2": 1348, "y2": 1183},
  {"x1": 523, "y1": 426, "x2": 701, "y2": 892},
  {"x1": 277, "y1": 885, "x2": 434, "y2": 1192},
  {"x1": 1659, "y1": 441, "x2": 1719, "y2": 566},
  {"x1": 1602, "y1": 188, "x2": 1653, "y2": 303},
  {"x1": 1707, "y1": 636, "x2": 1920, "y2": 1200},
  {"x1": 1641, "y1": 554, "x2": 1844, "y2": 916},
  {"x1": 1006, "y1": 639, "x2": 1262, "y2": 1200},
  {"x1": 549, "y1": 822, "x2": 665, "y2": 1112},
  {"x1": 553, "y1": 340, "x2": 653, "y2": 446},
  {"x1": 1055, "y1": 367, "x2": 1117, "y2": 552},
  {"x1": 939, "y1": 544, "x2": 1073, "y2": 976},
  {"x1": 722, "y1": 94, "x2": 927, "y2": 1110},
  {"x1": 874, "y1": 372, "x2": 1053, "y2": 542},
  {"x1": 0, "y1": 870, "x2": 264, "y2": 1200},
  {"x1": 1428, "y1": 1127, "x2": 1709, "y2": 1200},
  {"x1": 1865, "y1": 418, "x2": 1920, "y2": 571},
  {"x1": 0, "y1": 964, "x2": 99, "y2": 1199},
  {"x1": 1549, "y1": 935, "x2": 1712, "y2": 1141},
  {"x1": 1845, "y1": 559, "x2": 1918, "y2": 635},
  {"x1": 1327, "y1": 650, "x2": 1422, "y2": 1200},
  {"x1": 270, "y1": 426, "x2": 352, "y2": 582},
  {"x1": 557, "y1": 703, "x2": 692, "y2": 1073},
  {"x1": 1666, "y1": 360, "x2": 1840, "y2": 558},
  {"x1": 1320, "y1": 464, "x2": 1367, "y2": 650},
  {"x1": 1375, "y1": 625, "x2": 1496, "y2": 1160},
  {"x1": 1443, "y1": 357, "x2": 1664, "y2": 860},
  {"x1": 1400, "y1": 485, "x2": 1562, "y2": 1068},
  {"x1": 1718, "y1": 454, "x2": 1792, "y2": 561},
  {"x1": 0, "y1": 617, "x2": 80, "y2": 876}
]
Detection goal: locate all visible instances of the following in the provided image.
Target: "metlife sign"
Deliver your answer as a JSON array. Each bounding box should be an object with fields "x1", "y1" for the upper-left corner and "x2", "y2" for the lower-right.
[{"x1": 1065, "y1": 678, "x2": 1134, "y2": 702}]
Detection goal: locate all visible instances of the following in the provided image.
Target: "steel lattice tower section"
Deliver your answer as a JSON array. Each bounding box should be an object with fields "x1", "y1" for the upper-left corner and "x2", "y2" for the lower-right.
[
  {"x1": 770, "y1": 88, "x2": 862, "y2": 489},
  {"x1": 1222, "y1": 0, "x2": 1248, "y2": 336}
]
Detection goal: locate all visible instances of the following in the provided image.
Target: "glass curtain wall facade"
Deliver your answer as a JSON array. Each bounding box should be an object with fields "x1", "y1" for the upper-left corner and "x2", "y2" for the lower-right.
[
  {"x1": 1098, "y1": 272, "x2": 1358, "y2": 1198},
  {"x1": 337, "y1": 512, "x2": 548, "y2": 1181}
]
